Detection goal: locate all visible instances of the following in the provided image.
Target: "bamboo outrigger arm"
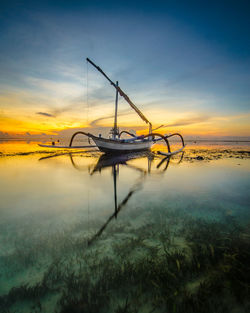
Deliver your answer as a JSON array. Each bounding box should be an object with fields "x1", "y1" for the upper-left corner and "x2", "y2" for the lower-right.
[{"x1": 86, "y1": 57, "x2": 152, "y2": 129}]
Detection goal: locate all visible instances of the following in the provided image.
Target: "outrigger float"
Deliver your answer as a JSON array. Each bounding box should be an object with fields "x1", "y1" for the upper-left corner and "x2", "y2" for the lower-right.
[{"x1": 39, "y1": 58, "x2": 185, "y2": 156}]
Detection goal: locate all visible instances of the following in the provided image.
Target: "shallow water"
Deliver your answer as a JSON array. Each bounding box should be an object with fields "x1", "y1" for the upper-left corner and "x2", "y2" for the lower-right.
[{"x1": 0, "y1": 142, "x2": 250, "y2": 313}]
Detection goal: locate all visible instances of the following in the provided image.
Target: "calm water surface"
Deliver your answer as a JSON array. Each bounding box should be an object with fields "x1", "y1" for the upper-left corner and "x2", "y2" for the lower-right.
[{"x1": 0, "y1": 142, "x2": 250, "y2": 313}]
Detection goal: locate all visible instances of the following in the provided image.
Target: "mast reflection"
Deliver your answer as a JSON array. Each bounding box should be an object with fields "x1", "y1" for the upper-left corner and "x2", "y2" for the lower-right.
[
  {"x1": 85, "y1": 152, "x2": 183, "y2": 246},
  {"x1": 39, "y1": 151, "x2": 184, "y2": 245}
]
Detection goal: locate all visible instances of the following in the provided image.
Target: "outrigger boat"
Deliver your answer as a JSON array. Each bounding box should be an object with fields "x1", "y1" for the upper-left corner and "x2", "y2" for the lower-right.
[{"x1": 39, "y1": 58, "x2": 185, "y2": 156}]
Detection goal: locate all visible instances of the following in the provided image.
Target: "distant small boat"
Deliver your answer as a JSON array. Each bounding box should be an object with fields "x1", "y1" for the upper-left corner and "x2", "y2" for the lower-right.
[{"x1": 39, "y1": 58, "x2": 185, "y2": 155}]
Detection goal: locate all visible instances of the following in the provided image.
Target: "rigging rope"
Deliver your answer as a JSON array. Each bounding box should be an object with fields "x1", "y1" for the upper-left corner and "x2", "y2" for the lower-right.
[{"x1": 86, "y1": 59, "x2": 89, "y2": 125}]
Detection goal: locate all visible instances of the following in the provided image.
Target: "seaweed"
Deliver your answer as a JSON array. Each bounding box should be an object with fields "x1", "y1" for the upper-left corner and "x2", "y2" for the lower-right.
[{"x1": 1, "y1": 206, "x2": 250, "y2": 313}]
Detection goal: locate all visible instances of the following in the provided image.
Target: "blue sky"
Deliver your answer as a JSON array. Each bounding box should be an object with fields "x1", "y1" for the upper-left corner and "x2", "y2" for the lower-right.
[{"x1": 0, "y1": 0, "x2": 249, "y2": 136}]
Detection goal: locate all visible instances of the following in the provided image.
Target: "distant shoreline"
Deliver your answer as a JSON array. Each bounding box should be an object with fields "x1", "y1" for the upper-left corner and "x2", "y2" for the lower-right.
[{"x1": 1, "y1": 138, "x2": 250, "y2": 143}]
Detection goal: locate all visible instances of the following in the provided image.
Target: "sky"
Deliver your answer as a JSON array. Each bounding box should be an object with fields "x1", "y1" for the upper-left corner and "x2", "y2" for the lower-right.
[{"x1": 0, "y1": 0, "x2": 250, "y2": 138}]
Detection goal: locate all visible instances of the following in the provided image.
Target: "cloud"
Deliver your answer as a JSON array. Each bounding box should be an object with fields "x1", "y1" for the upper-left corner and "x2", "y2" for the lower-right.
[
  {"x1": 26, "y1": 77, "x2": 82, "y2": 97},
  {"x1": 51, "y1": 96, "x2": 85, "y2": 116},
  {"x1": 166, "y1": 115, "x2": 211, "y2": 127},
  {"x1": 36, "y1": 112, "x2": 55, "y2": 117},
  {"x1": 90, "y1": 109, "x2": 132, "y2": 127},
  {"x1": 90, "y1": 115, "x2": 113, "y2": 127},
  {"x1": 165, "y1": 63, "x2": 219, "y2": 89}
]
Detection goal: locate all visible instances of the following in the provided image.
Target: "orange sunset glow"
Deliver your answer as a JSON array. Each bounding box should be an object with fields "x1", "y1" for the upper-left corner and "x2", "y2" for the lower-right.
[{"x1": 1, "y1": 81, "x2": 249, "y2": 139}]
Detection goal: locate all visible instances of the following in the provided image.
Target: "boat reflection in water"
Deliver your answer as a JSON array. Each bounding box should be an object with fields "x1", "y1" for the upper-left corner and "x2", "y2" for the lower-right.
[{"x1": 39, "y1": 151, "x2": 184, "y2": 245}]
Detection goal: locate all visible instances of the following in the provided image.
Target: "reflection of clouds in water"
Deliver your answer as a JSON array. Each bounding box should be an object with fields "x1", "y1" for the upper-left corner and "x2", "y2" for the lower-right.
[{"x1": 0, "y1": 151, "x2": 249, "y2": 312}]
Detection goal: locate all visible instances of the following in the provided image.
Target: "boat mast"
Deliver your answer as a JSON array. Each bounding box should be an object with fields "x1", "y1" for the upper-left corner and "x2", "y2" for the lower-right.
[
  {"x1": 112, "y1": 164, "x2": 118, "y2": 215},
  {"x1": 86, "y1": 57, "x2": 152, "y2": 133},
  {"x1": 113, "y1": 81, "x2": 119, "y2": 139}
]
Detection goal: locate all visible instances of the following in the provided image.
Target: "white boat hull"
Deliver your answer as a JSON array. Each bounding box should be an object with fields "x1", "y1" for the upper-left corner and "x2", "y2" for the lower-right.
[{"x1": 91, "y1": 136, "x2": 154, "y2": 153}]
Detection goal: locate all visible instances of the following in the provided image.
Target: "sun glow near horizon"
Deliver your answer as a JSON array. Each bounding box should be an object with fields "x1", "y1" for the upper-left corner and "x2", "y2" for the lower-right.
[
  {"x1": 1, "y1": 98, "x2": 250, "y2": 138},
  {"x1": 0, "y1": 60, "x2": 249, "y2": 139},
  {"x1": 1, "y1": 86, "x2": 250, "y2": 138}
]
